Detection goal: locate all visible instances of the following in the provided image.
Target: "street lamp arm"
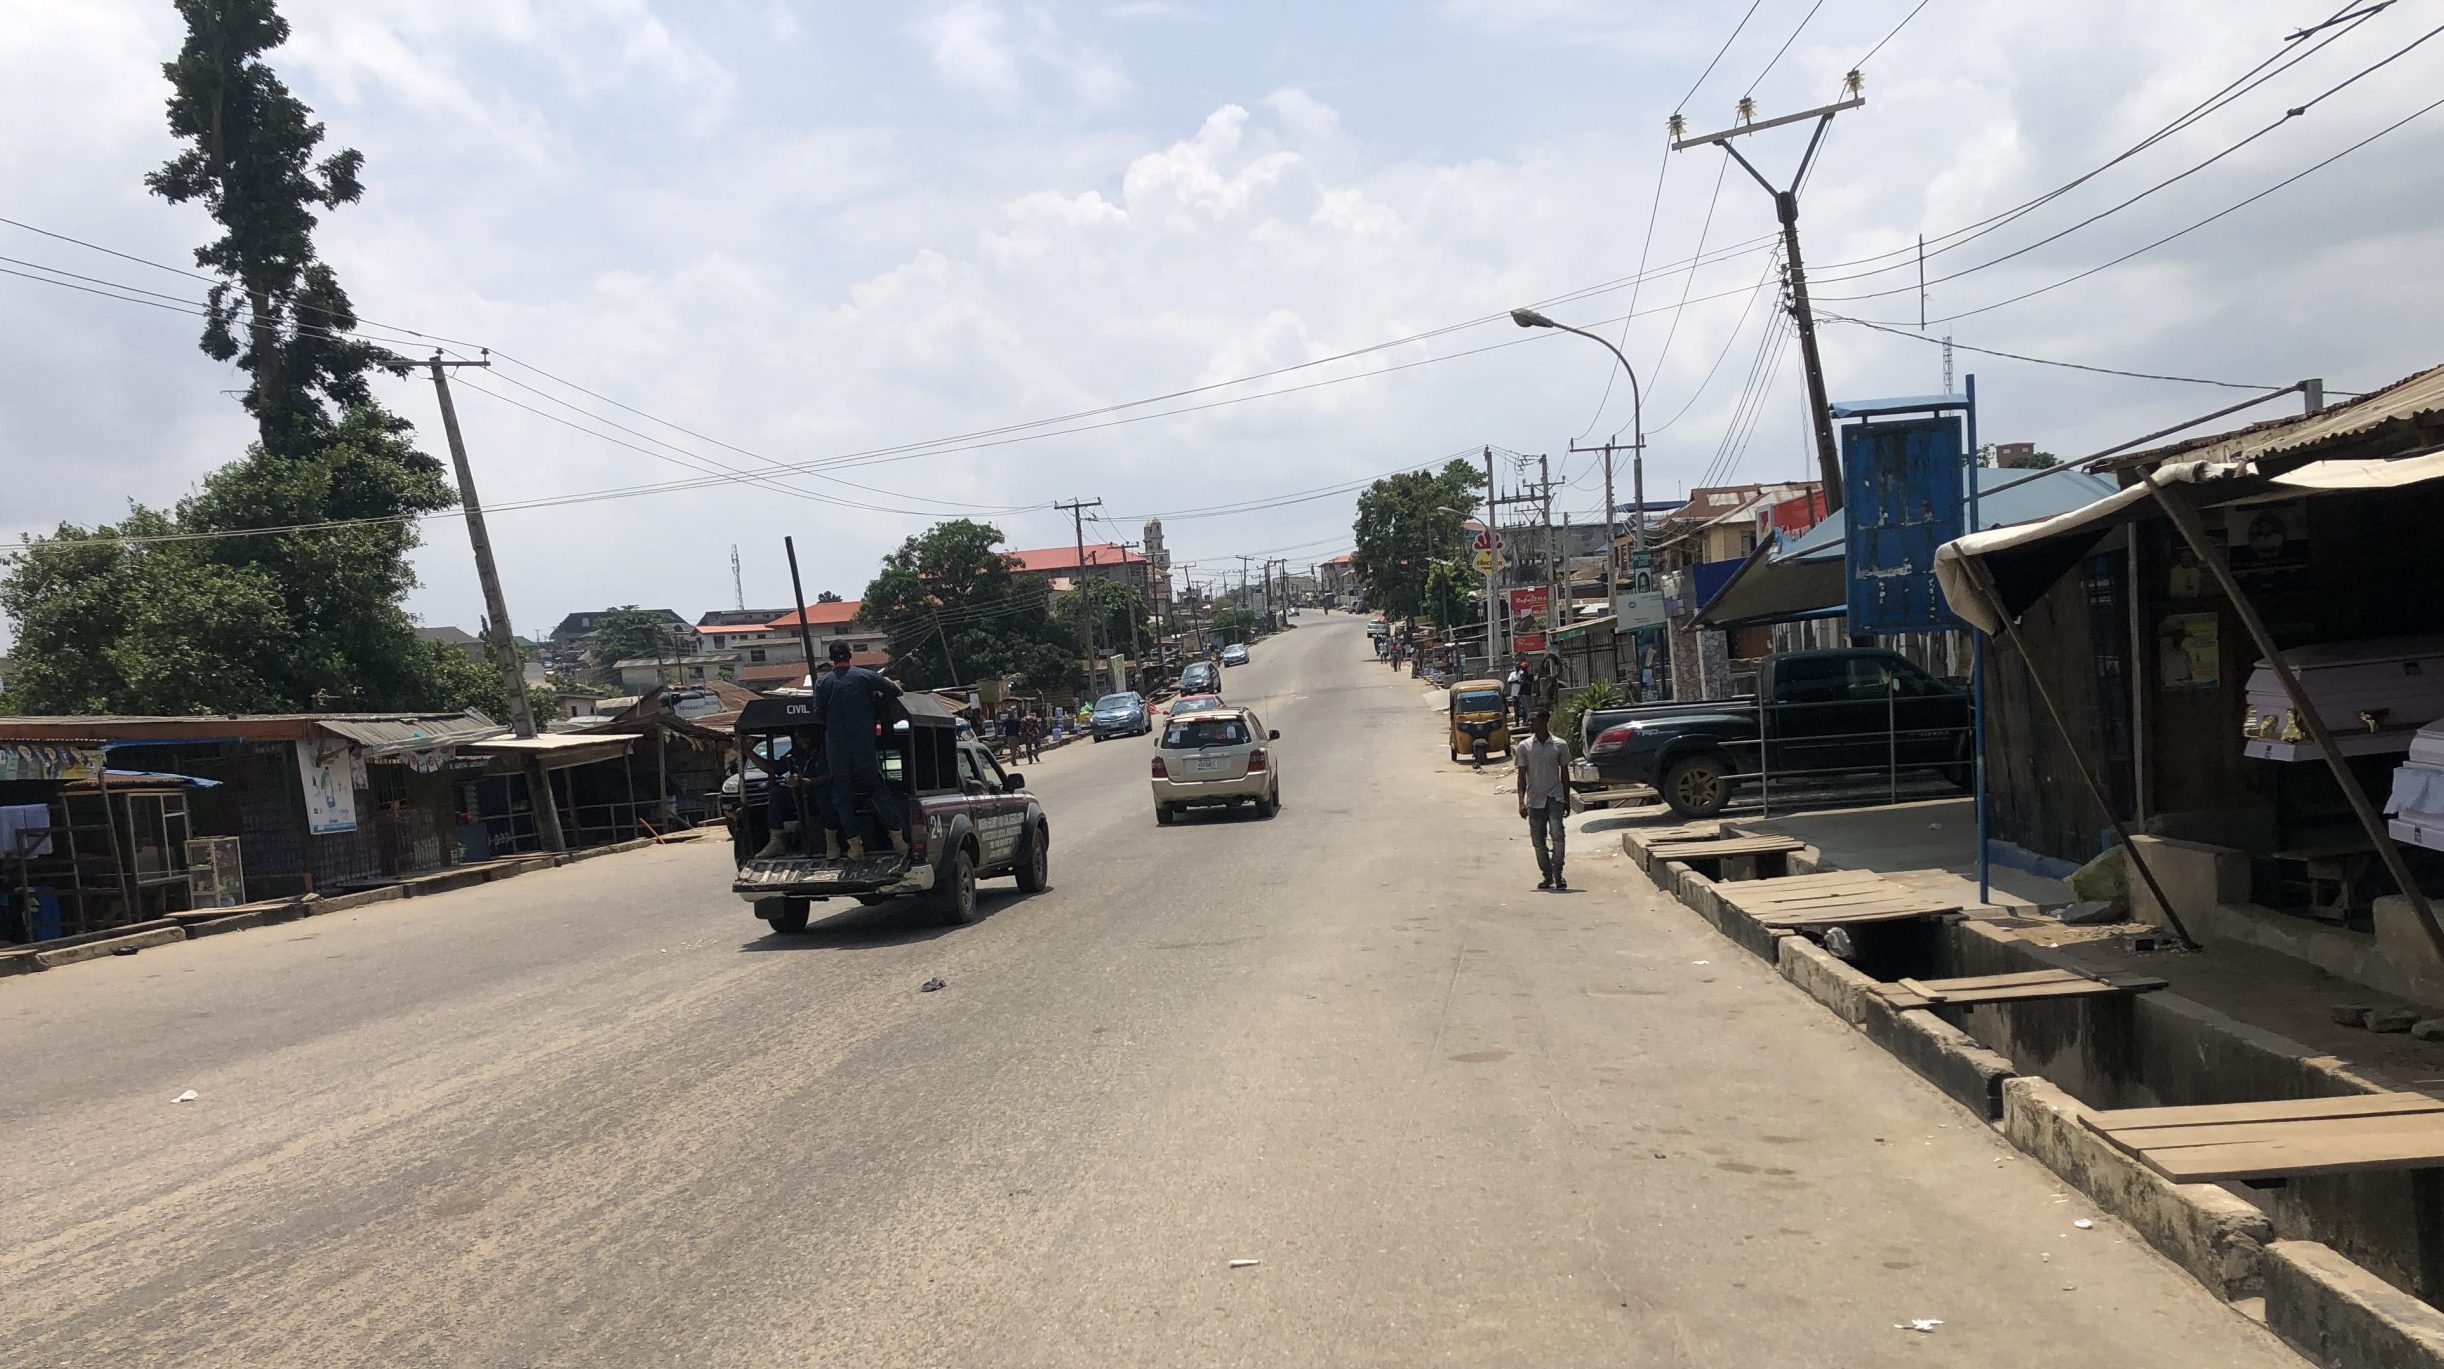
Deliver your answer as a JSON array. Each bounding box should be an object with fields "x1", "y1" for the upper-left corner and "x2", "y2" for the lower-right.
[{"x1": 1510, "y1": 308, "x2": 1641, "y2": 445}]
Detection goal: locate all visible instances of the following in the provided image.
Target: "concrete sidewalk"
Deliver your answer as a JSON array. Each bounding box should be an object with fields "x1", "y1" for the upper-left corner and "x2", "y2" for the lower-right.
[{"x1": 1739, "y1": 797, "x2": 2072, "y2": 915}]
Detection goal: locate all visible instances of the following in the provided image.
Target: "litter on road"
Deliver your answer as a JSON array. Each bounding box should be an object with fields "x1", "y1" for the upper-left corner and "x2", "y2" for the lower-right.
[
  {"x1": 2073, "y1": 1218, "x2": 2094, "y2": 1230},
  {"x1": 1229, "y1": 1259, "x2": 1261, "y2": 1269},
  {"x1": 920, "y1": 977, "x2": 947, "y2": 993},
  {"x1": 1894, "y1": 1319, "x2": 1943, "y2": 1333},
  {"x1": 172, "y1": 1090, "x2": 197, "y2": 1103}
]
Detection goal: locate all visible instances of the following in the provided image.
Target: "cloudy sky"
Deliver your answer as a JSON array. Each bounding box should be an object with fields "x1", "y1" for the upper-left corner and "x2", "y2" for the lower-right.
[{"x1": 4, "y1": 0, "x2": 2439, "y2": 634}]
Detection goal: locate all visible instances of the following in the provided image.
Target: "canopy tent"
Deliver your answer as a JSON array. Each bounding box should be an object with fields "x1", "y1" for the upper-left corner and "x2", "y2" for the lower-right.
[
  {"x1": 1936, "y1": 448, "x2": 2444, "y2": 632},
  {"x1": 1695, "y1": 467, "x2": 2117, "y2": 628},
  {"x1": 1934, "y1": 362, "x2": 2444, "y2": 630}
]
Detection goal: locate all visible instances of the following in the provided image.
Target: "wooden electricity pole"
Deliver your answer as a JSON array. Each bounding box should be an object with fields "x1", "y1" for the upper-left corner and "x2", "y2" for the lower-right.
[
  {"x1": 428, "y1": 353, "x2": 566, "y2": 853},
  {"x1": 1055, "y1": 497, "x2": 1103, "y2": 693},
  {"x1": 1673, "y1": 94, "x2": 1864, "y2": 512}
]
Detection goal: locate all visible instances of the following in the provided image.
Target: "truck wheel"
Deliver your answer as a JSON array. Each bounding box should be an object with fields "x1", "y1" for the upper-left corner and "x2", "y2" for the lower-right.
[
  {"x1": 1662, "y1": 755, "x2": 1731, "y2": 818},
  {"x1": 930, "y1": 846, "x2": 979, "y2": 926},
  {"x1": 1016, "y1": 824, "x2": 1050, "y2": 892},
  {"x1": 765, "y1": 898, "x2": 811, "y2": 935}
]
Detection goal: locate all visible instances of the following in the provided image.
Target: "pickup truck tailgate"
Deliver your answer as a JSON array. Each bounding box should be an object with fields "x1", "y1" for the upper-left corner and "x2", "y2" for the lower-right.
[{"x1": 733, "y1": 854, "x2": 930, "y2": 897}]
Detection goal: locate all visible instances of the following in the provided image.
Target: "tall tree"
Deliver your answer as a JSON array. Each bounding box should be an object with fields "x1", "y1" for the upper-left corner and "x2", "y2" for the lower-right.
[
  {"x1": 815, "y1": 590, "x2": 845, "y2": 604},
  {"x1": 587, "y1": 607, "x2": 689, "y2": 686},
  {"x1": 1052, "y1": 578, "x2": 1144, "y2": 658},
  {"x1": 147, "y1": 0, "x2": 385, "y2": 457},
  {"x1": 863, "y1": 520, "x2": 1075, "y2": 691},
  {"x1": 1350, "y1": 459, "x2": 1485, "y2": 624},
  {"x1": 3, "y1": 1, "x2": 461, "y2": 717}
]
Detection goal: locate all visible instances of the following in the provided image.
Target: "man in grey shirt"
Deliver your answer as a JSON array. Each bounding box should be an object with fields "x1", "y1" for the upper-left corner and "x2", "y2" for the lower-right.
[{"x1": 1514, "y1": 708, "x2": 1572, "y2": 890}]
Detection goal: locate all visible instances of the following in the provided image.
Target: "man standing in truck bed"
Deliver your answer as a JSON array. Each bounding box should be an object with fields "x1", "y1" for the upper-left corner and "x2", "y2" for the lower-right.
[{"x1": 815, "y1": 641, "x2": 910, "y2": 861}]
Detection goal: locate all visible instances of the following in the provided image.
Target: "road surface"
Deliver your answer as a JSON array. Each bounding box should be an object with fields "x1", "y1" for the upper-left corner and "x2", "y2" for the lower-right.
[{"x1": 1, "y1": 615, "x2": 2298, "y2": 1367}]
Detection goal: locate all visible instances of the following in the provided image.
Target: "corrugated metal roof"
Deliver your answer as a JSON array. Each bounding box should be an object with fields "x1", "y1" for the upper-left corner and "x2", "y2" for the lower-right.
[
  {"x1": 2116, "y1": 363, "x2": 2444, "y2": 471},
  {"x1": 319, "y1": 715, "x2": 505, "y2": 753}
]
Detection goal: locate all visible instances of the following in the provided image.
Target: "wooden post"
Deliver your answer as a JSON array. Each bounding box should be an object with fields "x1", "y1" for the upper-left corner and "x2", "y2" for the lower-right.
[{"x1": 2146, "y1": 478, "x2": 2444, "y2": 959}]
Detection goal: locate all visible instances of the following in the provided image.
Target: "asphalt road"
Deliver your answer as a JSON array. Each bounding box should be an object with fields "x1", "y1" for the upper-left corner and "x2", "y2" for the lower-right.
[{"x1": 0, "y1": 615, "x2": 2300, "y2": 1368}]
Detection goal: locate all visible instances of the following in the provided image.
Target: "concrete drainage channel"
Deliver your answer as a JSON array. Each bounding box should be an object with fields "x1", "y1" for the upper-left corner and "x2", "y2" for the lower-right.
[
  {"x1": 0, "y1": 834, "x2": 704, "y2": 981},
  {"x1": 1622, "y1": 822, "x2": 2444, "y2": 1369}
]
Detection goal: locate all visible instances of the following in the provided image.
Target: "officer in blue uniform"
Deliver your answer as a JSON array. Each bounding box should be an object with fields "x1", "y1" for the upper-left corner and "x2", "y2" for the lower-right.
[{"x1": 814, "y1": 641, "x2": 910, "y2": 860}]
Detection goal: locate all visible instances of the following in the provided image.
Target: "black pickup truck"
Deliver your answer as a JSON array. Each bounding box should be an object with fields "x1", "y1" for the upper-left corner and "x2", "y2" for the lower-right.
[
  {"x1": 729, "y1": 693, "x2": 1049, "y2": 933},
  {"x1": 1576, "y1": 648, "x2": 1972, "y2": 818}
]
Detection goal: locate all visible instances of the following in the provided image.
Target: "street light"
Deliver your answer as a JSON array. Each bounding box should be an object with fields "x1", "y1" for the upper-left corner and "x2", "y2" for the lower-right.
[{"x1": 1514, "y1": 305, "x2": 1648, "y2": 685}]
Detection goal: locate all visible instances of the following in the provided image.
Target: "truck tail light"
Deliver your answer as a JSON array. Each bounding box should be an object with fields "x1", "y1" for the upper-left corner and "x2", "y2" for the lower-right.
[
  {"x1": 1246, "y1": 748, "x2": 1267, "y2": 772},
  {"x1": 1151, "y1": 756, "x2": 1168, "y2": 778},
  {"x1": 1590, "y1": 724, "x2": 1636, "y2": 755}
]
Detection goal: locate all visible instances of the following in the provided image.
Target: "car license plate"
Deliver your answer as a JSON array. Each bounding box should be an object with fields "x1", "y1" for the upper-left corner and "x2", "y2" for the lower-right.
[{"x1": 1196, "y1": 757, "x2": 1226, "y2": 773}]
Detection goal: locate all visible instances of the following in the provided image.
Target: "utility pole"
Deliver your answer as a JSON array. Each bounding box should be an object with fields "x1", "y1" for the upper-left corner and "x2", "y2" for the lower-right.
[
  {"x1": 1114, "y1": 539, "x2": 1145, "y2": 662},
  {"x1": 428, "y1": 353, "x2": 565, "y2": 854},
  {"x1": 1673, "y1": 91, "x2": 1864, "y2": 513},
  {"x1": 730, "y1": 543, "x2": 745, "y2": 612},
  {"x1": 1570, "y1": 434, "x2": 1640, "y2": 681},
  {"x1": 1482, "y1": 445, "x2": 1499, "y2": 667},
  {"x1": 1055, "y1": 497, "x2": 1102, "y2": 694}
]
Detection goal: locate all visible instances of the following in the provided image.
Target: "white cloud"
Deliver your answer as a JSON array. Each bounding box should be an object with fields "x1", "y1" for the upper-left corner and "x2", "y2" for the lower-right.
[
  {"x1": 913, "y1": 1, "x2": 1131, "y2": 111},
  {"x1": 4, "y1": 0, "x2": 2441, "y2": 637}
]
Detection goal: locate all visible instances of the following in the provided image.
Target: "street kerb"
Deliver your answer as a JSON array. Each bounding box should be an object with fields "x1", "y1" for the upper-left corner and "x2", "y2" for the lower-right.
[{"x1": 1618, "y1": 824, "x2": 2444, "y2": 1369}]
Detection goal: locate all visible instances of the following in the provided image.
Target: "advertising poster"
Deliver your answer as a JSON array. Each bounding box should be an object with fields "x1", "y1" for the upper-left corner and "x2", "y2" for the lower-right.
[
  {"x1": 294, "y1": 741, "x2": 359, "y2": 835},
  {"x1": 2158, "y1": 612, "x2": 2221, "y2": 690},
  {"x1": 1508, "y1": 586, "x2": 1551, "y2": 654}
]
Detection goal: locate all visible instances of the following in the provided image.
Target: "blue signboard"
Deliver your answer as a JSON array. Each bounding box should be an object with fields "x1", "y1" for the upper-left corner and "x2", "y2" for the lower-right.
[{"x1": 1842, "y1": 414, "x2": 1965, "y2": 634}]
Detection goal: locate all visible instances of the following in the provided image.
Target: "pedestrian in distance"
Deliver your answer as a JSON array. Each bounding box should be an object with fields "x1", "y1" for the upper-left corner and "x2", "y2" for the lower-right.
[
  {"x1": 814, "y1": 640, "x2": 910, "y2": 862},
  {"x1": 1507, "y1": 661, "x2": 1528, "y2": 726},
  {"x1": 1514, "y1": 708, "x2": 1571, "y2": 891}
]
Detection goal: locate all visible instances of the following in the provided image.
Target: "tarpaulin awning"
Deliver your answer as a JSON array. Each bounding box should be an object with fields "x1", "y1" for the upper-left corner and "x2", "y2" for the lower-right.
[{"x1": 1937, "y1": 445, "x2": 2444, "y2": 633}]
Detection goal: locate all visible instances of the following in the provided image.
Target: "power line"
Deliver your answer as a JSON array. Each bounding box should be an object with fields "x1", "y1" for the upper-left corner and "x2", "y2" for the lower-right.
[
  {"x1": 1845, "y1": 0, "x2": 1934, "y2": 79},
  {"x1": 1678, "y1": 0, "x2": 1766, "y2": 112},
  {"x1": 1814, "y1": 19, "x2": 2444, "y2": 305},
  {"x1": 1817, "y1": 312, "x2": 2295, "y2": 389},
  {"x1": 1925, "y1": 87, "x2": 2444, "y2": 324},
  {"x1": 1804, "y1": 0, "x2": 2388, "y2": 285},
  {"x1": 1648, "y1": 246, "x2": 1786, "y2": 433},
  {"x1": 1747, "y1": 0, "x2": 1830, "y2": 94}
]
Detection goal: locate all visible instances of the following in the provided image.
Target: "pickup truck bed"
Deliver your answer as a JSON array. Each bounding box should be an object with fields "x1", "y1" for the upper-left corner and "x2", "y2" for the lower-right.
[{"x1": 1575, "y1": 649, "x2": 1970, "y2": 818}]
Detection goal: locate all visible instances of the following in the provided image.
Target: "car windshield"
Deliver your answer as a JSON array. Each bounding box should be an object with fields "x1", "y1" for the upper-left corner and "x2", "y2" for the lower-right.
[
  {"x1": 1163, "y1": 717, "x2": 1250, "y2": 749},
  {"x1": 1455, "y1": 691, "x2": 1503, "y2": 713},
  {"x1": 1096, "y1": 693, "x2": 1140, "y2": 710}
]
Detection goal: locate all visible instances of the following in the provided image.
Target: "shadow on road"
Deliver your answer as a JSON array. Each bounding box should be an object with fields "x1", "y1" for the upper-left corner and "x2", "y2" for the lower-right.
[{"x1": 737, "y1": 887, "x2": 1051, "y2": 952}]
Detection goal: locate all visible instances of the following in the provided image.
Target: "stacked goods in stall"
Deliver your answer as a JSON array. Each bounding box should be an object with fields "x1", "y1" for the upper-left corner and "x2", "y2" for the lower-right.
[
  {"x1": 2386, "y1": 723, "x2": 2444, "y2": 853},
  {"x1": 2241, "y1": 634, "x2": 2444, "y2": 762}
]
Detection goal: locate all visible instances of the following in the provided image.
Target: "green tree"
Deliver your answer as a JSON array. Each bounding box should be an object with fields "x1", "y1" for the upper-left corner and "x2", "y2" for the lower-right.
[
  {"x1": 863, "y1": 520, "x2": 1073, "y2": 691},
  {"x1": 1052, "y1": 578, "x2": 1144, "y2": 657},
  {"x1": 2, "y1": 1, "x2": 457, "y2": 717},
  {"x1": 2003, "y1": 448, "x2": 2062, "y2": 470},
  {"x1": 587, "y1": 607, "x2": 689, "y2": 686},
  {"x1": 1209, "y1": 606, "x2": 1261, "y2": 644},
  {"x1": 417, "y1": 640, "x2": 562, "y2": 724},
  {"x1": 1423, "y1": 560, "x2": 1475, "y2": 631},
  {"x1": 1350, "y1": 459, "x2": 1485, "y2": 624},
  {"x1": 147, "y1": 0, "x2": 386, "y2": 458},
  {"x1": 815, "y1": 590, "x2": 844, "y2": 604}
]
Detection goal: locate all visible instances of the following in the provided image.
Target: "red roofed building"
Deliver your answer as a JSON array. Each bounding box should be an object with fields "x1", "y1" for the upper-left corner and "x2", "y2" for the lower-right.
[
  {"x1": 699, "y1": 599, "x2": 880, "y2": 666},
  {"x1": 1005, "y1": 543, "x2": 1153, "y2": 597}
]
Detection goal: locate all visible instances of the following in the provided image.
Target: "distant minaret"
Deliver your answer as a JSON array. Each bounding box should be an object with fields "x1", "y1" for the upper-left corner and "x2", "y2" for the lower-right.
[{"x1": 1143, "y1": 518, "x2": 1171, "y2": 604}]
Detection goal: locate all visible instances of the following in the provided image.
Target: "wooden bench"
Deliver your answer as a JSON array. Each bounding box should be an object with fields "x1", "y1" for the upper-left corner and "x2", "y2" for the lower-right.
[
  {"x1": 2082, "y1": 1092, "x2": 2444, "y2": 1184},
  {"x1": 1874, "y1": 968, "x2": 2167, "y2": 1011}
]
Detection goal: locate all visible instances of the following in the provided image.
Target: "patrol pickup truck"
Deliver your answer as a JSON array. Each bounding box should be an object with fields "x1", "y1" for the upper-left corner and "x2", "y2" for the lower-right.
[{"x1": 729, "y1": 692, "x2": 1050, "y2": 933}]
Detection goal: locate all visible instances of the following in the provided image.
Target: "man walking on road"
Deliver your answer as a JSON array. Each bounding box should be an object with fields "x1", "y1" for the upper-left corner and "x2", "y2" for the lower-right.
[
  {"x1": 1514, "y1": 709, "x2": 1570, "y2": 891},
  {"x1": 1507, "y1": 661, "x2": 1528, "y2": 726},
  {"x1": 815, "y1": 640, "x2": 909, "y2": 861}
]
